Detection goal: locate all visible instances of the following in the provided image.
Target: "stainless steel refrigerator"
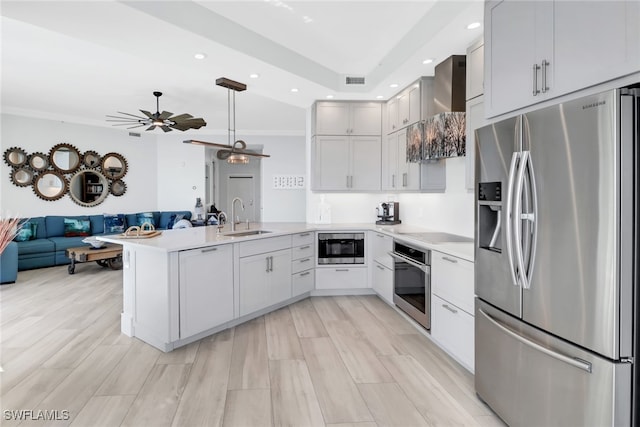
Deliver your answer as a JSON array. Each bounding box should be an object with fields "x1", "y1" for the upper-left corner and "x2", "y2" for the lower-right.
[{"x1": 474, "y1": 87, "x2": 639, "y2": 426}]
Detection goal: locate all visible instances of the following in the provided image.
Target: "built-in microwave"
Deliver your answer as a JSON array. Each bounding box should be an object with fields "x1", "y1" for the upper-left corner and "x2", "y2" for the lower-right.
[{"x1": 317, "y1": 232, "x2": 365, "y2": 265}]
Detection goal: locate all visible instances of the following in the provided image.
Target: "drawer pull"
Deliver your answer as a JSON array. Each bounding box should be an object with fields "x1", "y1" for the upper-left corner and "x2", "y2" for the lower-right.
[
  {"x1": 335, "y1": 269, "x2": 349, "y2": 272},
  {"x1": 376, "y1": 265, "x2": 385, "y2": 271},
  {"x1": 442, "y1": 304, "x2": 458, "y2": 314},
  {"x1": 299, "y1": 271, "x2": 311, "y2": 277},
  {"x1": 299, "y1": 245, "x2": 311, "y2": 250},
  {"x1": 201, "y1": 247, "x2": 218, "y2": 253},
  {"x1": 376, "y1": 233, "x2": 385, "y2": 238},
  {"x1": 299, "y1": 233, "x2": 310, "y2": 237},
  {"x1": 442, "y1": 256, "x2": 458, "y2": 264},
  {"x1": 300, "y1": 258, "x2": 311, "y2": 263}
]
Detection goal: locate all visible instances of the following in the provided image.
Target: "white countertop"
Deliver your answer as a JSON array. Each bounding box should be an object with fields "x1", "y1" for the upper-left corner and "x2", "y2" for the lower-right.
[{"x1": 98, "y1": 222, "x2": 475, "y2": 262}]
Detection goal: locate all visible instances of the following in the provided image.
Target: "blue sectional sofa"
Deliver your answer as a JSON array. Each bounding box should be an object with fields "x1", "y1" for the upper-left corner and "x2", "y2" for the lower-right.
[{"x1": 10, "y1": 211, "x2": 191, "y2": 273}]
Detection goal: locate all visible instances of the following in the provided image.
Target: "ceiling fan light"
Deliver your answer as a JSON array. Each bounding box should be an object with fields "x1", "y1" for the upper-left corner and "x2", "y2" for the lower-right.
[{"x1": 227, "y1": 153, "x2": 249, "y2": 164}]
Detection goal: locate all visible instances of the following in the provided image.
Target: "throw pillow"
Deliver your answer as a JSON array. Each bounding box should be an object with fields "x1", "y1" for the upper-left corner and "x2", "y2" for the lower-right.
[
  {"x1": 104, "y1": 214, "x2": 126, "y2": 233},
  {"x1": 64, "y1": 218, "x2": 91, "y2": 237},
  {"x1": 13, "y1": 221, "x2": 37, "y2": 242},
  {"x1": 166, "y1": 214, "x2": 184, "y2": 230},
  {"x1": 136, "y1": 212, "x2": 155, "y2": 227}
]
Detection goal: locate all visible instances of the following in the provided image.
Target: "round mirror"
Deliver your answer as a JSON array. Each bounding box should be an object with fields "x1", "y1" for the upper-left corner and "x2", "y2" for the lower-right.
[
  {"x1": 83, "y1": 150, "x2": 101, "y2": 168},
  {"x1": 3, "y1": 147, "x2": 28, "y2": 167},
  {"x1": 11, "y1": 167, "x2": 34, "y2": 187},
  {"x1": 68, "y1": 170, "x2": 109, "y2": 207},
  {"x1": 110, "y1": 179, "x2": 127, "y2": 196},
  {"x1": 28, "y1": 152, "x2": 50, "y2": 171},
  {"x1": 49, "y1": 143, "x2": 81, "y2": 174},
  {"x1": 33, "y1": 171, "x2": 67, "y2": 201},
  {"x1": 101, "y1": 152, "x2": 128, "y2": 179}
]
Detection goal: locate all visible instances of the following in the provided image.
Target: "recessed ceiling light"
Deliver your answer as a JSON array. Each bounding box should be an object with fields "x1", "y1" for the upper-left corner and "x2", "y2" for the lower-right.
[
  {"x1": 291, "y1": 88, "x2": 299, "y2": 93},
  {"x1": 302, "y1": 16, "x2": 313, "y2": 24},
  {"x1": 467, "y1": 22, "x2": 481, "y2": 30},
  {"x1": 326, "y1": 95, "x2": 334, "y2": 99},
  {"x1": 194, "y1": 53, "x2": 207, "y2": 60},
  {"x1": 422, "y1": 58, "x2": 434, "y2": 65},
  {"x1": 249, "y1": 73, "x2": 260, "y2": 79},
  {"x1": 376, "y1": 95, "x2": 384, "y2": 99},
  {"x1": 390, "y1": 83, "x2": 399, "y2": 88}
]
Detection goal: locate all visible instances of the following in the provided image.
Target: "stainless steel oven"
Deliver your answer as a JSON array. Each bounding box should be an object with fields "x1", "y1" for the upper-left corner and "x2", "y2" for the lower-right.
[
  {"x1": 390, "y1": 240, "x2": 431, "y2": 329},
  {"x1": 317, "y1": 232, "x2": 365, "y2": 265}
]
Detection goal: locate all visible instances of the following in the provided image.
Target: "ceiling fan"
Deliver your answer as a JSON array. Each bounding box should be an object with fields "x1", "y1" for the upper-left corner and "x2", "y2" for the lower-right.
[
  {"x1": 107, "y1": 91, "x2": 206, "y2": 132},
  {"x1": 183, "y1": 78, "x2": 270, "y2": 163}
]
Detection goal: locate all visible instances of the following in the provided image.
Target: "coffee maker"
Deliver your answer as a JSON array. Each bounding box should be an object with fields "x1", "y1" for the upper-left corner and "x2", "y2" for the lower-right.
[{"x1": 376, "y1": 202, "x2": 401, "y2": 225}]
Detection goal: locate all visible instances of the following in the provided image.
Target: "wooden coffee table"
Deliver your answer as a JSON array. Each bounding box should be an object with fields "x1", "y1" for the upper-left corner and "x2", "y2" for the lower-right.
[{"x1": 65, "y1": 244, "x2": 123, "y2": 274}]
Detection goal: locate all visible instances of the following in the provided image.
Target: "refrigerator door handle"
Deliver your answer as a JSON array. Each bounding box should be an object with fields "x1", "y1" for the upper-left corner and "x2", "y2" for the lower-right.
[
  {"x1": 513, "y1": 151, "x2": 535, "y2": 289},
  {"x1": 525, "y1": 151, "x2": 538, "y2": 286},
  {"x1": 478, "y1": 308, "x2": 593, "y2": 373},
  {"x1": 505, "y1": 151, "x2": 520, "y2": 286}
]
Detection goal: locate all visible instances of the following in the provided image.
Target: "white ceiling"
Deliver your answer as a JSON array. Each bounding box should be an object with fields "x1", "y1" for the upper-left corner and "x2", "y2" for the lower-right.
[{"x1": 1, "y1": 0, "x2": 484, "y2": 136}]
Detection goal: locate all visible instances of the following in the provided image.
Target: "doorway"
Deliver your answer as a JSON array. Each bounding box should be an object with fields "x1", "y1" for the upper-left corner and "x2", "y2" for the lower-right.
[{"x1": 227, "y1": 175, "x2": 257, "y2": 222}]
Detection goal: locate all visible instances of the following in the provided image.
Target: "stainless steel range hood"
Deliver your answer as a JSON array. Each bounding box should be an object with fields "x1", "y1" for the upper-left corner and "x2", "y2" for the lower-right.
[{"x1": 433, "y1": 55, "x2": 466, "y2": 114}]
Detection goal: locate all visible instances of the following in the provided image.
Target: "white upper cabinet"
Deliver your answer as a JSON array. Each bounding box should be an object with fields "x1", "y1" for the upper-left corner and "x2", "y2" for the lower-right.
[
  {"x1": 386, "y1": 82, "x2": 423, "y2": 134},
  {"x1": 314, "y1": 102, "x2": 382, "y2": 136},
  {"x1": 485, "y1": 0, "x2": 640, "y2": 118},
  {"x1": 466, "y1": 37, "x2": 484, "y2": 100}
]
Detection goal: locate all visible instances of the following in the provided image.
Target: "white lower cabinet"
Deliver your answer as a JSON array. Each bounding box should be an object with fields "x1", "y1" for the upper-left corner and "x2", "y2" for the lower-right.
[
  {"x1": 430, "y1": 251, "x2": 475, "y2": 372},
  {"x1": 315, "y1": 266, "x2": 368, "y2": 290},
  {"x1": 291, "y1": 232, "x2": 315, "y2": 297},
  {"x1": 239, "y1": 245, "x2": 292, "y2": 317},
  {"x1": 179, "y1": 245, "x2": 234, "y2": 338},
  {"x1": 372, "y1": 262, "x2": 393, "y2": 304},
  {"x1": 431, "y1": 294, "x2": 474, "y2": 371}
]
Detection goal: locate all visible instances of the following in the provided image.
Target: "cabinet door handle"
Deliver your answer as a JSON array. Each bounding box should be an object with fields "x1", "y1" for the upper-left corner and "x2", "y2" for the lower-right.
[
  {"x1": 376, "y1": 265, "x2": 385, "y2": 271},
  {"x1": 299, "y1": 233, "x2": 310, "y2": 237},
  {"x1": 299, "y1": 245, "x2": 310, "y2": 250},
  {"x1": 392, "y1": 174, "x2": 396, "y2": 188},
  {"x1": 269, "y1": 256, "x2": 274, "y2": 272},
  {"x1": 300, "y1": 271, "x2": 311, "y2": 277},
  {"x1": 442, "y1": 304, "x2": 458, "y2": 314},
  {"x1": 441, "y1": 256, "x2": 458, "y2": 264},
  {"x1": 532, "y1": 63, "x2": 541, "y2": 96},
  {"x1": 403, "y1": 173, "x2": 407, "y2": 187},
  {"x1": 201, "y1": 247, "x2": 218, "y2": 253},
  {"x1": 376, "y1": 233, "x2": 385, "y2": 238},
  {"x1": 300, "y1": 258, "x2": 311, "y2": 263},
  {"x1": 266, "y1": 256, "x2": 270, "y2": 273},
  {"x1": 335, "y1": 268, "x2": 349, "y2": 272},
  {"x1": 541, "y1": 60, "x2": 549, "y2": 93},
  {"x1": 349, "y1": 176, "x2": 354, "y2": 188}
]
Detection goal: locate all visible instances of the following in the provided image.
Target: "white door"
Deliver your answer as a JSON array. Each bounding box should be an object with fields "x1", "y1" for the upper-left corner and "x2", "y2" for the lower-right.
[{"x1": 227, "y1": 175, "x2": 256, "y2": 222}]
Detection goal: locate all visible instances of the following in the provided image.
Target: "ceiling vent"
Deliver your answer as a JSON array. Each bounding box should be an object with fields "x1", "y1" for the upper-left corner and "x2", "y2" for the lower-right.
[
  {"x1": 345, "y1": 76, "x2": 365, "y2": 85},
  {"x1": 128, "y1": 132, "x2": 141, "y2": 137}
]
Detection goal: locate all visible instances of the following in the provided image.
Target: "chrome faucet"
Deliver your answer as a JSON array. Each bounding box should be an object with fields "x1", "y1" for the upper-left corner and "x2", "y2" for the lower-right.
[
  {"x1": 231, "y1": 197, "x2": 244, "y2": 232},
  {"x1": 216, "y1": 211, "x2": 227, "y2": 233}
]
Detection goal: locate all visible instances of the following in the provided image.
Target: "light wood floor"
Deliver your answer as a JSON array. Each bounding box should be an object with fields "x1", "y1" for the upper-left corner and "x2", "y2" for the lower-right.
[{"x1": 1, "y1": 264, "x2": 504, "y2": 427}]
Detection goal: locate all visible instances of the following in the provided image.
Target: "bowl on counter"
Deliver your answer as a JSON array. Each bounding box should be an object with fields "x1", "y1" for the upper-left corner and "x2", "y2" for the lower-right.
[{"x1": 82, "y1": 236, "x2": 106, "y2": 249}]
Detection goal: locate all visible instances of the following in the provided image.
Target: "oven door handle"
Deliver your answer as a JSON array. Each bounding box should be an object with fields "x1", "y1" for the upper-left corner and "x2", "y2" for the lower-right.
[{"x1": 388, "y1": 252, "x2": 428, "y2": 273}]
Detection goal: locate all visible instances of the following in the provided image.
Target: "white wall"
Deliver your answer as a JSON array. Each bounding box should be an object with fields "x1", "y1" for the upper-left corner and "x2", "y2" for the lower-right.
[{"x1": 1, "y1": 114, "x2": 157, "y2": 217}]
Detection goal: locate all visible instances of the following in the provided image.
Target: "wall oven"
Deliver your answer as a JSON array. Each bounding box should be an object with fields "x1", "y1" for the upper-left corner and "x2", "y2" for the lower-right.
[
  {"x1": 390, "y1": 240, "x2": 431, "y2": 329},
  {"x1": 317, "y1": 232, "x2": 365, "y2": 265}
]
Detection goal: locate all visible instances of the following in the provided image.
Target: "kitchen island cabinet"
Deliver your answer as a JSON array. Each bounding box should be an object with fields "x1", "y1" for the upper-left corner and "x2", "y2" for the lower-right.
[
  {"x1": 179, "y1": 245, "x2": 233, "y2": 338},
  {"x1": 238, "y1": 236, "x2": 292, "y2": 316}
]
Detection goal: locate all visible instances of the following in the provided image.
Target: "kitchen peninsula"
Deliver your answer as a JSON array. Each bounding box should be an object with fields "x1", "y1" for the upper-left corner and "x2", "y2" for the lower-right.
[{"x1": 99, "y1": 222, "x2": 475, "y2": 369}]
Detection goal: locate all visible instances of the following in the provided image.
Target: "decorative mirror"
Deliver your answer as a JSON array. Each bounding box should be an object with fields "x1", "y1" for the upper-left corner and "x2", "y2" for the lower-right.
[
  {"x1": 33, "y1": 171, "x2": 67, "y2": 201},
  {"x1": 49, "y1": 143, "x2": 81, "y2": 174},
  {"x1": 101, "y1": 152, "x2": 128, "y2": 179},
  {"x1": 28, "y1": 152, "x2": 50, "y2": 171},
  {"x1": 68, "y1": 170, "x2": 109, "y2": 207},
  {"x1": 3, "y1": 147, "x2": 28, "y2": 167},
  {"x1": 110, "y1": 179, "x2": 127, "y2": 196},
  {"x1": 11, "y1": 167, "x2": 34, "y2": 187},
  {"x1": 82, "y1": 150, "x2": 101, "y2": 168}
]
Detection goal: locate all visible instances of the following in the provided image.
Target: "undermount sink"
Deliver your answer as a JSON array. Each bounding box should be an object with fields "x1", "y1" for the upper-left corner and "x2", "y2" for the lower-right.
[{"x1": 223, "y1": 229, "x2": 272, "y2": 237}]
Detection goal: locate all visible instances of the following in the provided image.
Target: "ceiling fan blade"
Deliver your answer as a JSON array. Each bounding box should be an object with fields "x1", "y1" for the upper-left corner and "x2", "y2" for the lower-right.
[
  {"x1": 127, "y1": 123, "x2": 147, "y2": 129},
  {"x1": 161, "y1": 125, "x2": 172, "y2": 132},
  {"x1": 116, "y1": 111, "x2": 148, "y2": 120},
  {"x1": 158, "y1": 111, "x2": 173, "y2": 120},
  {"x1": 169, "y1": 113, "x2": 192, "y2": 122},
  {"x1": 140, "y1": 110, "x2": 155, "y2": 119},
  {"x1": 146, "y1": 125, "x2": 157, "y2": 131},
  {"x1": 106, "y1": 119, "x2": 142, "y2": 124},
  {"x1": 172, "y1": 118, "x2": 206, "y2": 131}
]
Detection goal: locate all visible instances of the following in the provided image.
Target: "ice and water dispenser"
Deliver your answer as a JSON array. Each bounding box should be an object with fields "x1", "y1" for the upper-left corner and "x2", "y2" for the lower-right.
[{"x1": 478, "y1": 182, "x2": 502, "y2": 252}]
